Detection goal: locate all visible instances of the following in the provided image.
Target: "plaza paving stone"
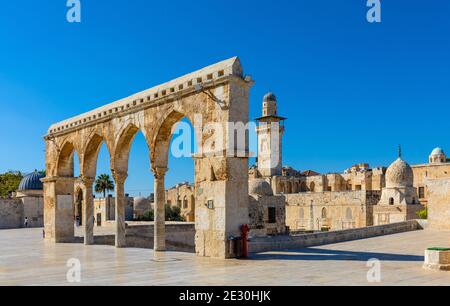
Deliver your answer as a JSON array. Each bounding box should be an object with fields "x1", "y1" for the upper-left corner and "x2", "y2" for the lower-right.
[{"x1": 1, "y1": 228, "x2": 450, "y2": 286}]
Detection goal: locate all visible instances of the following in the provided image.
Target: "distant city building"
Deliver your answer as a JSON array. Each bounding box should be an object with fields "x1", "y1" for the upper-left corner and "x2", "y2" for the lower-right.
[{"x1": 0, "y1": 171, "x2": 44, "y2": 229}]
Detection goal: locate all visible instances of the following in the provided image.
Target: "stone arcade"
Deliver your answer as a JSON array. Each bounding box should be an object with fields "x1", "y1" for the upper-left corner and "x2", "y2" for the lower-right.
[{"x1": 42, "y1": 57, "x2": 253, "y2": 259}]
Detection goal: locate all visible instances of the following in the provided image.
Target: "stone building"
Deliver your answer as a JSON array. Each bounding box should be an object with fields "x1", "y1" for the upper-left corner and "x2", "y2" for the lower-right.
[
  {"x1": 373, "y1": 155, "x2": 424, "y2": 225},
  {"x1": 133, "y1": 196, "x2": 153, "y2": 220},
  {"x1": 67, "y1": 88, "x2": 446, "y2": 235},
  {"x1": 92, "y1": 196, "x2": 134, "y2": 226},
  {"x1": 0, "y1": 171, "x2": 44, "y2": 229},
  {"x1": 249, "y1": 92, "x2": 447, "y2": 232},
  {"x1": 248, "y1": 179, "x2": 286, "y2": 237},
  {"x1": 285, "y1": 191, "x2": 380, "y2": 232},
  {"x1": 412, "y1": 148, "x2": 450, "y2": 206},
  {"x1": 165, "y1": 182, "x2": 195, "y2": 222}
]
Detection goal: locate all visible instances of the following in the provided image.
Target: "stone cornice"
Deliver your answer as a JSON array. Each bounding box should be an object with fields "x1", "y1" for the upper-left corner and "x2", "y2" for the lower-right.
[{"x1": 41, "y1": 176, "x2": 78, "y2": 183}]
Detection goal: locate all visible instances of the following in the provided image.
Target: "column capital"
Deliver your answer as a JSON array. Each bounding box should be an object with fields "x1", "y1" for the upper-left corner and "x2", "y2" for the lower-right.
[
  {"x1": 151, "y1": 167, "x2": 168, "y2": 179},
  {"x1": 78, "y1": 175, "x2": 95, "y2": 187},
  {"x1": 112, "y1": 171, "x2": 128, "y2": 184}
]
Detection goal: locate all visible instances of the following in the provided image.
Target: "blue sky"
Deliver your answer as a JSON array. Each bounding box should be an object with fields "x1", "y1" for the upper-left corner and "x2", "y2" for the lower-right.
[{"x1": 0, "y1": 0, "x2": 449, "y2": 197}]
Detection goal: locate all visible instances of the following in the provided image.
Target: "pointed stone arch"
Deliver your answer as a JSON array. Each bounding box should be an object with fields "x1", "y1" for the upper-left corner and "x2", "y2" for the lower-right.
[
  {"x1": 57, "y1": 141, "x2": 80, "y2": 177},
  {"x1": 113, "y1": 123, "x2": 150, "y2": 174},
  {"x1": 82, "y1": 133, "x2": 109, "y2": 179}
]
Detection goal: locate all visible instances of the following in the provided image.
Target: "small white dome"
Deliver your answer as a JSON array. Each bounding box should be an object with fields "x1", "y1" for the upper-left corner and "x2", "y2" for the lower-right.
[
  {"x1": 249, "y1": 179, "x2": 274, "y2": 197},
  {"x1": 385, "y1": 158, "x2": 414, "y2": 188},
  {"x1": 431, "y1": 147, "x2": 445, "y2": 156}
]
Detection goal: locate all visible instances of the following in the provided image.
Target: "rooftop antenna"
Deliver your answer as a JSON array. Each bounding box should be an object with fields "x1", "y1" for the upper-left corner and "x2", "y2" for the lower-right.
[{"x1": 398, "y1": 144, "x2": 402, "y2": 159}]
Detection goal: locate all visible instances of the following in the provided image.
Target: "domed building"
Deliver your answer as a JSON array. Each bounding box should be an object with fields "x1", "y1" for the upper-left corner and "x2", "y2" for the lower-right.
[
  {"x1": 249, "y1": 179, "x2": 274, "y2": 197},
  {"x1": 133, "y1": 196, "x2": 153, "y2": 219},
  {"x1": 429, "y1": 147, "x2": 447, "y2": 164},
  {"x1": 16, "y1": 171, "x2": 45, "y2": 198},
  {"x1": 374, "y1": 153, "x2": 424, "y2": 226},
  {"x1": 385, "y1": 158, "x2": 414, "y2": 189},
  {"x1": 248, "y1": 179, "x2": 286, "y2": 237},
  {"x1": 0, "y1": 171, "x2": 44, "y2": 229}
]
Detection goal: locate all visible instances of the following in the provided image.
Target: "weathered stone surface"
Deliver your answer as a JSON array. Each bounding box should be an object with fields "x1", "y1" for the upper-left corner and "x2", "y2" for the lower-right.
[
  {"x1": 285, "y1": 191, "x2": 379, "y2": 232},
  {"x1": 424, "y1": 249, "x2": 450, "y2": 271},
  {"x1": 427, "y1": 178, "x2": 450, "y2": 230},
  {"x1": 249, "y1": 220, "x2": 422, "y2": 253}
]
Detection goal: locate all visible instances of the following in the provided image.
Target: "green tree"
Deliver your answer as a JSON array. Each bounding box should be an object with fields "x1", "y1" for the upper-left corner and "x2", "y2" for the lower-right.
[
  {"x1": 417, "y1": 207, "x2": 428, "y2": 220},
  {"x1": 94, "y1": 174, "x2": 115, "y2": 198},
  {"x1": 140, "y1": 210, "x2": 154, "y2": 221},
  {"x1": 0, "y1": 171, "x2": 23, "y2": 197},
  {"x1": 165, "y1": 204, "x2": 185, "y2": 222},
  {"x1": 138, "y1": 206, "x2": 184, "y2": 222}
]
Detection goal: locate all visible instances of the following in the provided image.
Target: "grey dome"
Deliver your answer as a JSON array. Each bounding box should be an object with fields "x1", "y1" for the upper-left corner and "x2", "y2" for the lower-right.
[
  {"x1": 18, "y1": 171, "x2": 44, "y2": 191},
  {"x1": 249, "y1": 179, "x2": 274, "y2": 197},
  {"x1": 385, "y1": 158, "x2": 414, "y2": 188},
  {"x1": 263, "y1": 92, "x2": 277, "y2": 102}
]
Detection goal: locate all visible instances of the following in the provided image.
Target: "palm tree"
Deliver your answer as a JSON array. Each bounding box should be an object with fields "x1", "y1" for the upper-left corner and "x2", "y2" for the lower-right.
[{"x1": 94, "y1": 174, "x2": 115, "y2": 198}]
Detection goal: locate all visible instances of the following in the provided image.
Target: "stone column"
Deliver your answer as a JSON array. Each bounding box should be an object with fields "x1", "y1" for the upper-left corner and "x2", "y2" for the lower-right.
[
  {"x1": 309, "y1": 200, "x2": 314, "y2": 231},
  {"x1": 113, "y1": 172, "x2": 128, "y2": 248},
  {"x1": 42, "y1": 178, "x2": 57, "y2": 242},
  {"x1": 81, "y1": 177, "x2": 95, "y2": 245},
  {"x1": 152, "y1": 167, "x2": 167, "y2": 252}
]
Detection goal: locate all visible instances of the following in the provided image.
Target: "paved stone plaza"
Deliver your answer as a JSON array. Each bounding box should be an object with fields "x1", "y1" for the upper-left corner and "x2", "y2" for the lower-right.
[{"x1": 1, "y1": 228, "x2": 450, "y2": 286}]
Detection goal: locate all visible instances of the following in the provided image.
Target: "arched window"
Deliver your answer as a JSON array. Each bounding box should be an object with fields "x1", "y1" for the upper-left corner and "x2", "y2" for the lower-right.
[
  {"x1": 389, "y1": 198, "x2": 394, "y2": 205},
  {"x1": 183, "y1": 196, "x2": 188, "y2": 209},
  {"x1": 321, "y1": 208, "x2": 327, "y2": 219},
  {"x1": 310, "y1": 182, "x2": 315, "y2": 192},
  {"x1": 346, "y1": 208, "x2": 353, "y2": 220},
  {"x1": 300, "y1": 182, "x2": 307, "y2": 193}
]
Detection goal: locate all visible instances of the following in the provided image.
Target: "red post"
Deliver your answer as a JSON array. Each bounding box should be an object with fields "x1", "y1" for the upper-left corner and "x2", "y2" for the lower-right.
[{"x1": 241, "y1": 224, "x2": 249, "y2": 258}]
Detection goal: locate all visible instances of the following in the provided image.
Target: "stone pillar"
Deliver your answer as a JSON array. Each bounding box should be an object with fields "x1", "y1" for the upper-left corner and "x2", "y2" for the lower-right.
[
  {"x1": 113, "y1": 172, "x2": 128, "y2": 248},
  {"x1": 152, "y1": 167, "x2": 167, "y2": 252},
  {"x1": 81, "y1": 177, "x2": 95, "y2": 245},
  {"x1": 42, "y1": 177, "x2": 75, "y2": 243},
  {"x1": 309, "y1": 200, "x2": 314, "y2": 231}
]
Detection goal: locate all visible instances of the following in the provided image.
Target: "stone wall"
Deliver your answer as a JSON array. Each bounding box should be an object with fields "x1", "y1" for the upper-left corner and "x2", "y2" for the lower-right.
[
  {"x1": 22, "y1": 197, "x2": 44, "y2": 227},
  {"x1": 93, "y1": 196, "x2": 134, "y2": 225},
  {"x1": 0, "y1": 197, "x2": 44, "y2": 229},
  {"x1": 249, "y1": 220, "x2": 422, "y2": 253},
  {"x1": 166, "y1": 183, "x2": 195, "y2": 222},
  {"x1": 126, "y1": 223, "x2": 195, "y2": 252},
  {"x1": 412, "y1": 163, "x2": 450, "y2": 206},
  {"x1": 0, "y1": 199, "x2": 23, "y2": 229},
  {"x1": 248, "y1": 195, "x2": 286, "y2": 237},
  {"x1": 285, "y1": 191, "x2": 380, "y2": 232},
  {"x1": 427, "y1": 178, "x2": 450, "y2": 230},
  {"x1": 75, "y1": 222, "x2": 196, "y2": 252}
]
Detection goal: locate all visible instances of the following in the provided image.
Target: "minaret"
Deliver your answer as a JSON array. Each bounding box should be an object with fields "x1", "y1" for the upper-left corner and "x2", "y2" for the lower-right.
[{"x1": 256, "y1": 92, "x2": 286, "y2": 177}]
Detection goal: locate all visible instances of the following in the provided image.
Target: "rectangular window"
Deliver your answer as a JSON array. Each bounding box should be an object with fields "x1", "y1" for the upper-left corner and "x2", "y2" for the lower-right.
[
  {"x1": 419, "y1": 187, "x2": 425, "y2": 199},
  {"x1": 268, "y1": 207, "x2": 276, "y2": 224}
]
